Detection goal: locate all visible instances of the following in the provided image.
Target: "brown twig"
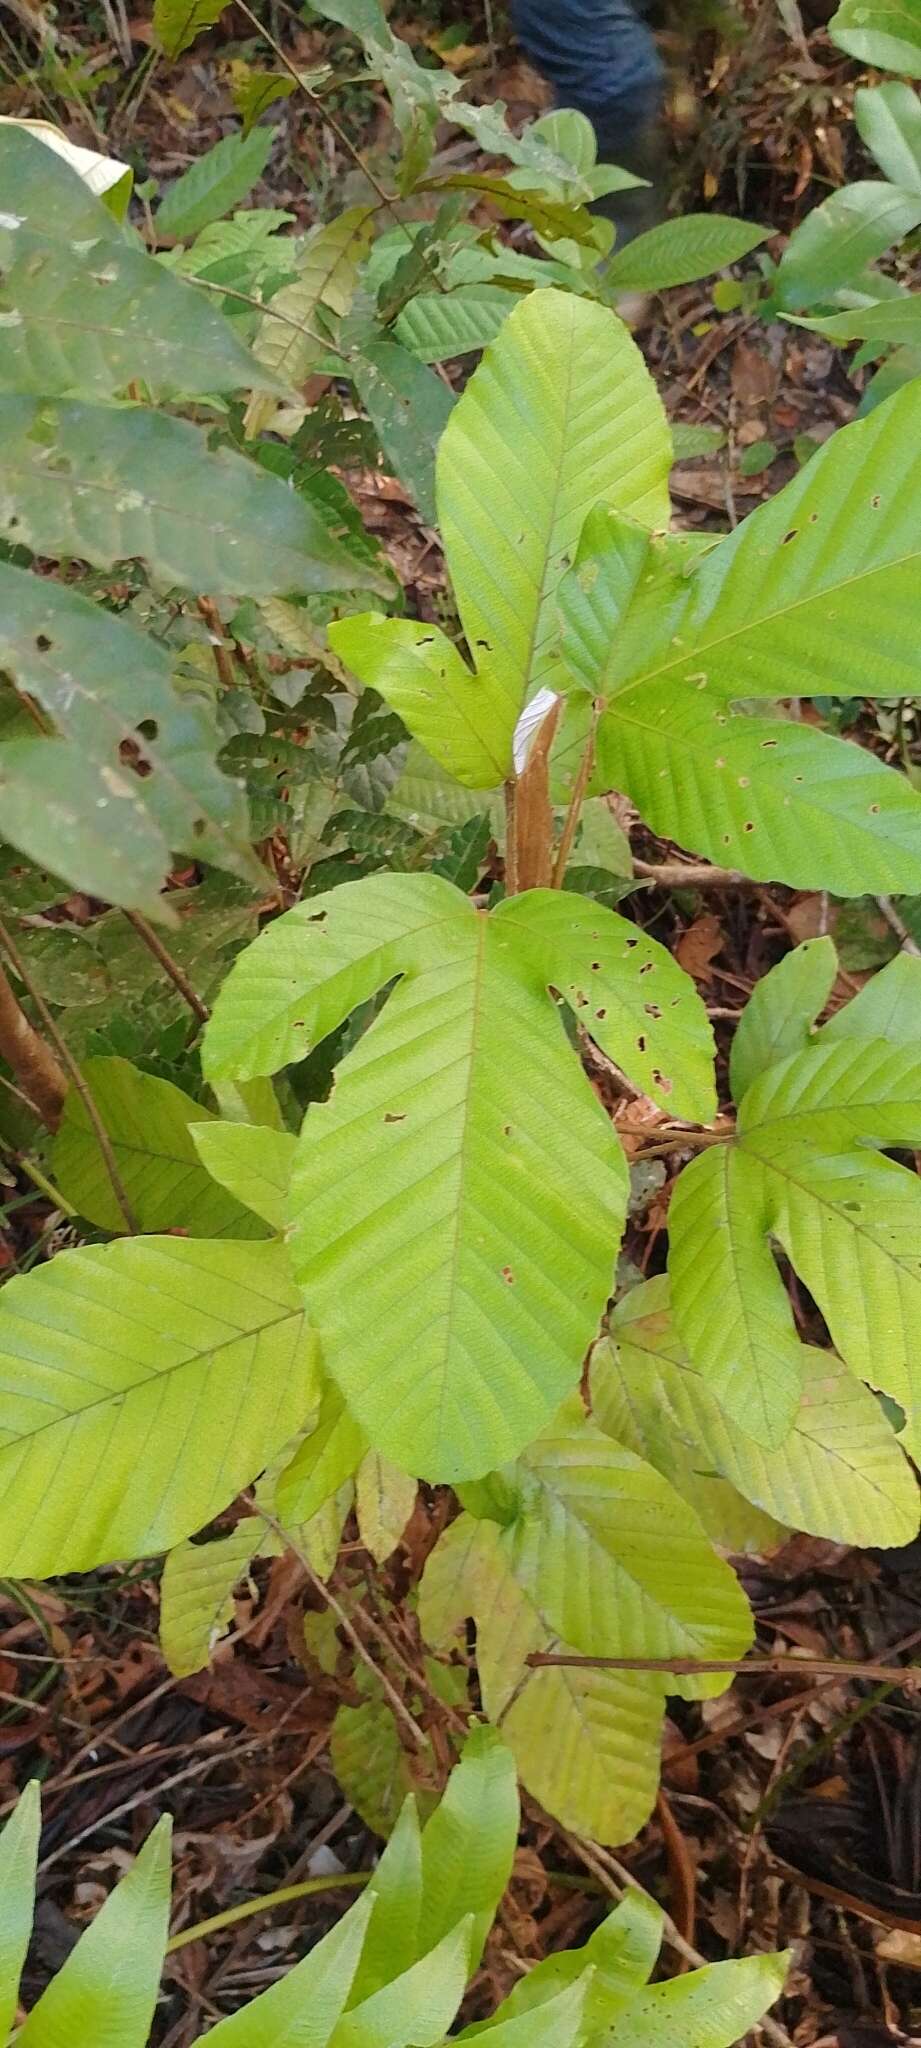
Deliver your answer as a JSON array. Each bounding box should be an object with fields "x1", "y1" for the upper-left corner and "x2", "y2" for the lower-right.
[
  {"x1": 0, "y1": 920, "x2": 138, "y2": 1231},
  {"x1": 123, "y1": 912, "x2": 209, "y2": 1027},
  {"x1": 631, "y1": 858, "x2": 753, "y2": 890},
  {"x1": 196, "y1": 596, "x2": 237, "y2": 695},
  {"x1": 514, "y1": 699, "x2": 561, "y2": 891},
  {"x1": 527, "y1": 1651, "x2": 921, "y2": 1686}
]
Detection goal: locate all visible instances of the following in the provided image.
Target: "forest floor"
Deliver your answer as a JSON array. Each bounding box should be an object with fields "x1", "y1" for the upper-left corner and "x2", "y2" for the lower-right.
[{"x1": 2, "y1": 3, "x2": 921, "y2": 2043}]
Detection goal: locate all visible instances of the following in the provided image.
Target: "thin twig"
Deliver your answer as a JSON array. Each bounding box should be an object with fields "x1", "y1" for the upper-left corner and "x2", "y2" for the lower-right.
[
  {"x1": 257, "y1": 1506, "x2": 430, "y2": 1750},
  {"x1": 876, "y1": 895, "x2": 921, "y2": 958},
  {"x1": 123, "y1": 911, "x2": 209, "y2": 1026},
  {"x1": 187, "y1": 272, "x2": 349, "y2": 360},
  {"x1": 631, "y1": 858, "x2": 752, "y2": 890},
  {"x1": 527, "y1": 1651, "x2": 921, "y2": 1686},
  {"x1": 196, "y1": 595, "x2": 237, "y2": 695},
  {"x1": 0, "y1": 920, "x2": 138, "y2": 1231}
]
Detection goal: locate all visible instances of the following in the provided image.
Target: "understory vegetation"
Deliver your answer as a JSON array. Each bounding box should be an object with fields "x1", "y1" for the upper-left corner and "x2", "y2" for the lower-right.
[{"x1": 1, "y1": 0, "x2": 921, "y2": 2040}]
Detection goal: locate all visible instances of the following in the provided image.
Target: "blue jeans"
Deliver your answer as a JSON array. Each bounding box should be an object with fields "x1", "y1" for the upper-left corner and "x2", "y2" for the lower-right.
[{"x1": 511, "y1": 0, "x2": 665, "y2": 232}]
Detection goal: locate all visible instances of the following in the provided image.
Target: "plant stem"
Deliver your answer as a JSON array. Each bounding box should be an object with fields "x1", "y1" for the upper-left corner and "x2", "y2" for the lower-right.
[
  {"x1": 0, "y1": 921, "x2": 138, "y2": 1231},
  {"x1": 166, "y1": 1871, "x2": 369, "y2": 1954},
  {"x1": 631, "y1": 858, "x2": 751, "y2": 890},
  {"x1": 0, "y1": 960, "x2": 67, "y2": 1131},
  {"x1": 551, "y1": 701, "x2": 600, "y2": 888},
  {"x1": 527, "y1": 1651, "x2": 921, "y2": 1686}
]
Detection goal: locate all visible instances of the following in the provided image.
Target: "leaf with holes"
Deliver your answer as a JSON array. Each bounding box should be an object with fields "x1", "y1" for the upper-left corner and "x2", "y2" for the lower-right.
[
  {"x1": 563, "y1": 380, "x2": 921, "y2": 894},
  {"x1": 203, "y1": 869, "x2": 713, "y2": 1480},
  {"x1": 0, "y1": 398, "x2": 392, "y2": 599},
  {"x1": 669, "y1": 945, "x2": 921, "y2": 1451},
  {"x1": 153, "y1": 0, "x2": 233, "y2": 56},
  {"x1": 159, "y1": 1516, "x2": 270, "y2": 1677},
  {"x1": 330, "y1": 289, "x2": 671, "y2": 788},
  {"x1": 0, "y1": 1237, "x2": 320, "y2": 1577},
  {"x1": 0, "y1": 127, "x2": 284, "y2": 403}
]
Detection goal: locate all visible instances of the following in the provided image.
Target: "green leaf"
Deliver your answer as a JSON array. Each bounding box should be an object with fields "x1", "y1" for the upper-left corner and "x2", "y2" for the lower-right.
[
  {"x1": 794, "y1": 296, "x2": 921, "y2": 348},
  {"x1": 0, "y1": 1237, "x2": 320, "y2": 1576},
  {"x1": 605, "y1": 214, "x2": 766, "y2": 293},
  {"x1": 608, "y1": 1951, "x2": 790, "y2": 2048},
  {"x1": 331, "y1": 1918, "x2": 472, "y2": 2048},
  {"x1": 350, "y1": 334, "x2": 455, "y2": 526},
  {"x1": 52, "y1": 1058, "x2": 270, "y2": 1237},
  {"x1": 437, "y1": 289, "x2": 671, "y2": 723},
  {"x1": 389, "y1": 743, "x2": 501, "y2": 835},
  {"x1": 189, "y1": 1119, "x2": 296, "y2": 1230},
  {"x1": 355, "y1": 1449, "x2": 417, "y2": 1562},
  {"x1": 587, "y1": 383, "x2": 921, "y2": 893},
  {"x1": 157, "y1": 128, "x2": 274, "y2": 240},
  {"x1": 18, "y1": 1816, "x2": 171, "y2": 2048},
  {"x1": 349, "y1": 1795, "x2": 423, "y2": 2004},
  {"x1": 331, "y1": 1688, "x2": 419, "y2": 1838},
  {"x1": 0, "y1": 398, "x2": 392, "y2": 599},
  {"x1": 459, "y1": 1978, "x2": 589, "y2": 2047},
  {"x1": 829, "y1": 0, "x2": 921, "y2": 73},
  {"x1": 245, "y1": 207, "x2": 375, "y2": 436},
  {"x1": 232, "y1": 68, "x2": 298, "y2": 133},
  {"x1": 669, "y1": 1141, "x2": 805, "y2": 1448},
  {"x1": 511, "y1": 1403, "x2": 754, "y2": 1686},
  {"x1": 0, "y1": 563, "x2": 261, "y2": 912},
  {"x1": 856, "y1": 83, "x2": 921, "y2": 193},
  {"x1": 820, "y1": 948, "x2": 921, "y2": 1047},
  {"x1": 276, "y1": 1379, "x2": 366, "y2": 1526},
  {"x1": 465, "y1": 1892, "x2": 662, "y2": 2034},
  {"x1": 207, "y1": 872, "x2": 714, "y2": 1479},
  {"x1": 775, "y1": 182, "x2": 921, "y2": 311},
  {"x1": 0, "y1": 1782, "x2": 39, "y2": 2043},
  {"x1": 0, "y1": 128, "x2": 282, "y2": 403},
  {"x1": 729, "y1": 936, "x2": 837, "y2": 1102},
  {"x1": 419, "y1": 1513, "x2": 665, "y2": 1844},
  {"x1": 206, "y1": 1889, "x2": 375, "y2": 2047},
  {"x1": 417, "y1": 1727, "x2": 518, "y2": 1972},
  {"x1": 159, "y1": 1516, "x2": 268, "y2": 1677},
  {"x1": 393, "y1": 286, "x2": 516, "y2": 361},
  {"x1": 602, "y1": 1278, "x2": 919, "y2": 1547},
  {"x1": 154, "y1": 0, "x2": 232, "y2": 56},
  {"x1": 329, "y1": 614, "x2": 517, "y2": 789}
]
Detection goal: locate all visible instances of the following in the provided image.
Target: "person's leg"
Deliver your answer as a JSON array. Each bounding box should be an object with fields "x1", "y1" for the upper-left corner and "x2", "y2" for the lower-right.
[{"x1": 511, "y1": 0, "x2": 666, "y2": 240}]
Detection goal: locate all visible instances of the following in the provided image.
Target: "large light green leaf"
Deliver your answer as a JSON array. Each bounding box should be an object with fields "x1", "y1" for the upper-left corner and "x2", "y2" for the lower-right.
[
  {"x1": 206, "y1": 873, "x2": 712, "y2": 1479},
  {"x1": 729, "y1": 936, "x2": 836, "y2": 1102},
  {"x1": 0, "y1": 1782, "x2": 39, "y2": 2043},
  {"x1": 829, "y1": 0, "x2": 921, "y2": 73},
  {"x1": 328, "y1": 614, "x2": 517, "y2": 790},
  {"x1": 419, "y1": 1512, "x2": 665, "y2": 1844},
  {"x1": 0, "y1": 128, "x2": 281, "y2": 402},
  {"x1": 205, "y1": 1890, "x2": 375, "y2": 2048},
  {"x1": 437, "y1": 288, "x2": 671, "y2": 728},
  {"x1": 157, "y1": 128, "x2": 274, "y2": 240},
  {"x1": 0, "y1": 398, "x2": 391, "y2": 598},
  {"x1": 153, "y1": 0, "x2": 232, "y2": 55},
  {"x1": 0, "y1": 562, "x2": 260, "y2": 913},
  {"x1": 671, "y1": 966, "x2": 921, "y2": 1449},
  {"x1": 18, "y1": 1817, "x2": 171, "y2": 2048},
  {"x1": 610, "y1": 1951, "x2": 790, "y2": 2048},
  {"x1": 668, "y1": 1142, "x2": 805, "y2": 1448},
  {"x1": 856, "y1": 83, "x2": 921, "y2": 193},
  {"x1": 511, "y1": 1402, "x2": 754, "y2": 1687},
  {"x1": 189, "y1": 1119, "x2": 296, "y2": 1231},
  {"x1": 775, "y1": 182, "x2": 921, "y2": 310},
  {"x1": 581, "y1": 383, "x2": 921, "y2": 894},
  {"x1": 0, "y1": 1238, "x2": 320, "y2": 1576},
  {"x1": 417, "y1": 1726, "x2": 518, "y2": 1971},
  {"x1": 605, "y1": 214, "x2": 766, "y2": 293},
  {"x1": 159, "y1": 1516, "x2": 268, "y2": 1677},
  {"x1": 601, "y1": 1278, "x2": 919, "y2": 1548},
  {"x1": 52, "y1": 1058, "x2": 269, "y2": 1237}
]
